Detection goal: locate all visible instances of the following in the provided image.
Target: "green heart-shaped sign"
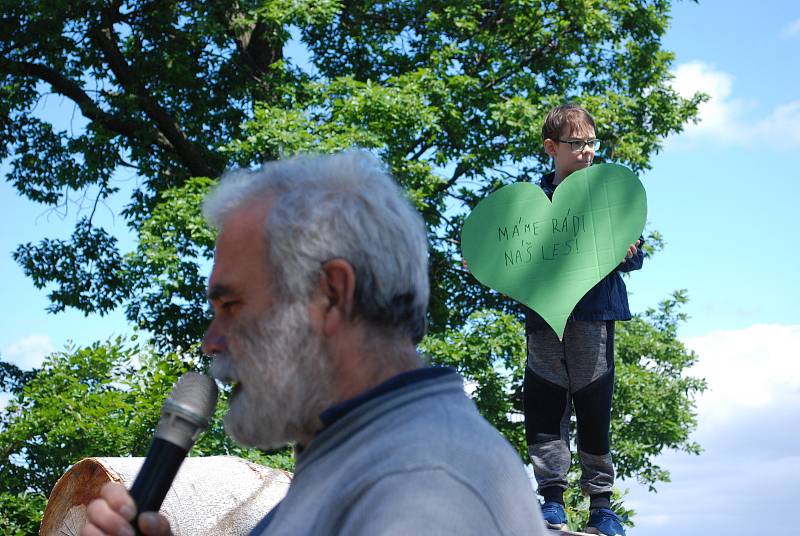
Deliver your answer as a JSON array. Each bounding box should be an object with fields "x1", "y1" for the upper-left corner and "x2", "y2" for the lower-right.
[{"x1": 461, "y1": 163, "x2": 647, "y2": 339}]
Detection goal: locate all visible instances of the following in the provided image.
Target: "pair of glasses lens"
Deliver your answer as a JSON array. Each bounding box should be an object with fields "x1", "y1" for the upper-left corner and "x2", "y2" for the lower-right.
[{"x1": 558, "y1": 139, "x2": 600, "y2": 152}]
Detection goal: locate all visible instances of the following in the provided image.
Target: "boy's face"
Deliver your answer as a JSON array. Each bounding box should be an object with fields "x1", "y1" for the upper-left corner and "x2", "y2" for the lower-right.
[{"x1": 544, "y1": 123, "x2": 596, "y2": 180}]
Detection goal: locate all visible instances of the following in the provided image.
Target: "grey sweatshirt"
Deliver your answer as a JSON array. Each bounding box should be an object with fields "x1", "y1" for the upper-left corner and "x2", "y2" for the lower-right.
[{"x1": 250, "y1": 368, "x2": 547, "y2": 535}]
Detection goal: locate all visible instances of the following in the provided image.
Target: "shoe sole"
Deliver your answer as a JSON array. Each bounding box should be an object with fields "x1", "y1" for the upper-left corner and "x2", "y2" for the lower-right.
[{"x1": 584, "y1": 528, "x2": 622, "y2": 536}]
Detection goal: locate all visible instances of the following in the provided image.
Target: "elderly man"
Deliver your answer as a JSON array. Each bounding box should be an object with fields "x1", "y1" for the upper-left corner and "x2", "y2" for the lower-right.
[{"x1": 82, "y1": 151, "x2": 546, "y2": 536}]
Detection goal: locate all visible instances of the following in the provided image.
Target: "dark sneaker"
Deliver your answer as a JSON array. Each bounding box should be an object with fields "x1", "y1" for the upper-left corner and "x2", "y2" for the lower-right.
[
  {"x1": 585, "y1": 507, "x2": 626, "y2": 536},
  {"x1": 540, "y1": 500, "x2": 567, "y2": 530}
]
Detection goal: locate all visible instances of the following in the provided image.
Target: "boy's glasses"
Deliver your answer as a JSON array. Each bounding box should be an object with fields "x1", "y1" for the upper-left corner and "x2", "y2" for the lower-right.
[{"x1": 557, "y1": 138, "x2": 601, "y2": 152}]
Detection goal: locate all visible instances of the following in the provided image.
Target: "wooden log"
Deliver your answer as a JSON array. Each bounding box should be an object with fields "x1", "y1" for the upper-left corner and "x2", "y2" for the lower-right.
[{"x1": 40, "y1": 456, "x2": 292, "y2": 536}]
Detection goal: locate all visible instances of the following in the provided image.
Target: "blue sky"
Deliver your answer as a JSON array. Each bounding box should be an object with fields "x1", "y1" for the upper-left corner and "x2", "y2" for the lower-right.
[
  {"x1": 2, "y1": 1, "x2": 799, "y2": 533},
  {"x1": 616, "y1": 1, "x2": 800, "y2": 534}
]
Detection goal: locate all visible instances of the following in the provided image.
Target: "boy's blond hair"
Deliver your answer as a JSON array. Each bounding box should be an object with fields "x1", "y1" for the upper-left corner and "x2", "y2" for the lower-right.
[{"x1": 541, "y1": 104, "x2": 596, "y2": 142}]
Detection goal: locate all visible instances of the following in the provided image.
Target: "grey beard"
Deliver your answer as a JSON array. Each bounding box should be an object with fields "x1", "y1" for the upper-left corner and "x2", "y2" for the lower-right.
[{"x1": 210, "y1": 299, "x2": 335, "y2": 449}]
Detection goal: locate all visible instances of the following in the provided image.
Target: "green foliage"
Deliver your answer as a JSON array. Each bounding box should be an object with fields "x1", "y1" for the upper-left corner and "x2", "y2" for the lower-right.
[
  {"x1": 2, "y1": 0, "x2": 707, "y2": 524},
  {"x1": 422, "y1": 291, "x2": 705, "y2": 510},
  {"x1": 0, "y1": 360, "x2": 37, "y2": 394},
  {"x1": 421, "y1": 309, "x2": 527, "y2": 457},
  {"x1": 0, "y1": 491, "x2": 47, "y2": 536},
  {"x1": 4, "y1": 0, "x2": 703, "y2": 351},
  {"x1": 123, "y1": 177, "x2": 218, "y2": 350},
  {"x1": 613, "y1": 289, "x2": 706, "y2": 489},
  {"x1": 0, "y1": 340, "x2": 292, "y2": 527},
  {"x1": 1, "y1": 340, "x2": 146, "y2": 496}
]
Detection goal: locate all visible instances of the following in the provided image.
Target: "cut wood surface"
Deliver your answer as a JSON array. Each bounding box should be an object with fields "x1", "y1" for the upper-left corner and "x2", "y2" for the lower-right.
[{"x1": 40, "y1": 456, "x2": 291, "y2": 536}]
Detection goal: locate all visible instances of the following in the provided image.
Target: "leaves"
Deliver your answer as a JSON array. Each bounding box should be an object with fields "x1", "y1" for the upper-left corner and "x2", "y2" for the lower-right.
[
  {"x1": 421, "y1": 309, "x2": 527, "y2": 457},
  {"x1": 0, "y1": 491, "x2": 47, "y2": 536},
  {"x1": 613, "y1": 290, "x2": 706, "y2": 490},
  {"x1": 1, "y1": 340, "x2": 142, "y2": 496},
  {"x1": 0, "y1": 339, "x2": 291, "y2": 526},
  {"x1": 13, "y1": 218, "x2": 127, "y2": 315},
  {"x1": 123, "y1": 177, "x2": 218, "y2": 350},
  {"x1": 3, "y1": 0, "x2": 702, "y2": 348},
  {"x1": 421, "y1": 292, "x2": 706, "y2": 494},
  {"x1": 2, "y1": 0, "x2": 707, "y2": 526}
]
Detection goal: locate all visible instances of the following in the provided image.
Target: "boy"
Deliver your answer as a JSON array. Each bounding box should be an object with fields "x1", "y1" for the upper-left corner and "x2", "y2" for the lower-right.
[{"x1": 523, "y1": 104, "x2": 643, "y2": 536}]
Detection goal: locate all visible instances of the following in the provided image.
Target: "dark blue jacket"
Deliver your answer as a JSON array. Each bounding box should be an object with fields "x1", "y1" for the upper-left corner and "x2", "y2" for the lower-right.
[{"x1": 524, "y1": 172, "x2": 645, "y2": 333}]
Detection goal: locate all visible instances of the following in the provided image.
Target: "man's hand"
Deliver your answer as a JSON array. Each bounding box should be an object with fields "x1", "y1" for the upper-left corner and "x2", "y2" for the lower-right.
[
  {"x1": 82, "y1": 482, "x2": 172, "y2": 536},
  {"x1": 624, "y1": 239, "x2": 641, "y2": 260}
]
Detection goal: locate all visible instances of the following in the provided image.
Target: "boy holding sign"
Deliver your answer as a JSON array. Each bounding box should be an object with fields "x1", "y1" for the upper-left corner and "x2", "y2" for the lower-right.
[{"x1": 524, "y1": 104, "x2": 643, "y2": 535}]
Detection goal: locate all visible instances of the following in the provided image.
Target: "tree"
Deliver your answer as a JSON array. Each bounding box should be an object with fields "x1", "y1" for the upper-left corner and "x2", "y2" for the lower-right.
[
  {"x1": 422, "y1": 291, "x2": 705, "y2": 531},
  {"x1": 2, "y1": 0, "x2": 341, "y2": 350},
  {"x1": 2, "y1": 0, "x2": 706, "y2": 527},
  {"x1": 3, "y1": 0, "x2": 703, "y2": 349},
  {"x1": 0, "y1": 341, "x2": 292, "y2": 532}
]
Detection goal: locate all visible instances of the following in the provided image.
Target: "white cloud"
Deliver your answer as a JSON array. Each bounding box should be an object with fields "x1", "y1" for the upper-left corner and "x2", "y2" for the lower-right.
[
  {"x1": 753, "y1": 100, "x2": 800, "y2": 147},
  {"x1": 622, "y1": 324, "x2": 800, "y2": 534},
  {"x1": 3, "y1": 333, "x2": 55, "y2": 370},
  {"x1": 669, "y1": 62, "x2": 800, "y2": 147},
  {"x1": 684, "y1": 324, "x2": 800, "y2": 424},
  {"x1": 781, "y1": 18, "x2": 800, "y2": 38},
  {"x1": 669, "y1": 61, "x2": 751, "y2": 143}
]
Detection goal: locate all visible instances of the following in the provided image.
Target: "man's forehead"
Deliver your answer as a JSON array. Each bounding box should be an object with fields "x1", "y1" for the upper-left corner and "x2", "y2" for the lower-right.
[
  {"x1": 206, "y1": 198, "x2": 273, "y2": 298},
  {"x1": 223, "y1": 197, "x2": 272, "y2": 228},
  {"x1": 214, "y1": 199, "x2": 271, "y2": 251}
]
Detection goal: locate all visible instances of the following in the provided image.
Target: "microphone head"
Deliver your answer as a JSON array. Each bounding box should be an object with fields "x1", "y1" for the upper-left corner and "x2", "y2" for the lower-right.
[{"x1": 155, "y1": 372, "x2": 219, "y2": 450}]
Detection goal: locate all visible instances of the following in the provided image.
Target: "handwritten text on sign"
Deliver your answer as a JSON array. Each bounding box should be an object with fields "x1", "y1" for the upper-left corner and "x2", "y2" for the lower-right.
[
  {"x1": 460, "y1": 163, "x2": 647, "y2": 339},
  {"x1": 498, "y1": 210, "x2": 588, "y2": 266}
]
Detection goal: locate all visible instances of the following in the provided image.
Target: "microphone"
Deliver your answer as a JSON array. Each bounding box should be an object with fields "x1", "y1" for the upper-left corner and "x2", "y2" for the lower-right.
[{"x1": 129, "y1": 372, "x2": 218, "y2": 534}]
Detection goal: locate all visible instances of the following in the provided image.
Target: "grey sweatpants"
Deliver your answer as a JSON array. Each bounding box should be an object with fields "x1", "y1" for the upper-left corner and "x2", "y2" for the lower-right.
[{"x1": 524, "y1": 320, "x2": 615, "y2": 499}]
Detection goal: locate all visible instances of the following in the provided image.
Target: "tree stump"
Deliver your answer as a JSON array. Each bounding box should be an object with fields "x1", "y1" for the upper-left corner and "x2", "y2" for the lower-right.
[{"x1": 39, "y1": 456, "x2": 292, "y2": 536}]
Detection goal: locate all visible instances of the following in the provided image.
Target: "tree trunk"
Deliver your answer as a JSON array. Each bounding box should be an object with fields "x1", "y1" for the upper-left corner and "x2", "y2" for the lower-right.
[{"x1": 39, "y1": 456, "x2": 291, "y2": 536}]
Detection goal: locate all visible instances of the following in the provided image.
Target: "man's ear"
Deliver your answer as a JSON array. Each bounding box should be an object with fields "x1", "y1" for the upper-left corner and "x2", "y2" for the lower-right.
[
  {"x1": 316, "y1": 259, "x2": 357, "y2": 336},
  {"x1": 543, "y1": 138, "x2": 558, "y2": 158}
]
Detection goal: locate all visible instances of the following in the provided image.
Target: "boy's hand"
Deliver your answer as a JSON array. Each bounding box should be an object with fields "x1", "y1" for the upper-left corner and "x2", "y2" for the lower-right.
[
  {"x1": 624, "y1": 240, "x2": 641, "y2": 260},
  {"x1": 82, "y1": 482, "x2": 172, "y2": 536}
]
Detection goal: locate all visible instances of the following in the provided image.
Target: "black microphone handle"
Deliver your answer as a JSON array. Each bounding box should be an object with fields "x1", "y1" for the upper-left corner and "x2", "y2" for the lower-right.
[{"x1": 128, "y1": 437, "x2": 189, "y2": 535}]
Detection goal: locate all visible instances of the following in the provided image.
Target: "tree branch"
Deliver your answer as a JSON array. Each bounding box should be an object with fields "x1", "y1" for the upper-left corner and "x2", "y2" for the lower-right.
[
  {"x1": 90, "y1": 9, "x2": 216, "y2": 178},
  {"x1": 9, "y1": 60, "x2": 157, "y2": 145},
  {"x1": 406, "y1": 139, "x2": 432, "y2": 162},
  {"x1": 226, "y1": 6, "x2": 283, "y2": 89},
  {"x1": 234, "y1": 20, "x2": 282, "y2": 76},
  {"x1": 436, "y1": 161, "x2": 467, "y2": 193}
]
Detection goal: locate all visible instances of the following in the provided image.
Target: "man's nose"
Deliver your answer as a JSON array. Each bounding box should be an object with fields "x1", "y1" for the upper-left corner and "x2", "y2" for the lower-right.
[{"x1": 202, "y1": 321, "x2": 226, "y2": 356}]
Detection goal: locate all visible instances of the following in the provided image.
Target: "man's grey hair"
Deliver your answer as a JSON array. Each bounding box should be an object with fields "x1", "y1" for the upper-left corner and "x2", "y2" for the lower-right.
[{"x1": 203, "y1": 150, "x2": 430, "y2": 343}]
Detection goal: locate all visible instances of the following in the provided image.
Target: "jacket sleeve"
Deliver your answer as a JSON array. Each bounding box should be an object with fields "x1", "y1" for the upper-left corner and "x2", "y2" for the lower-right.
[{"x1": 618, "y1": 235, "x2": 645, "y2": 273}]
